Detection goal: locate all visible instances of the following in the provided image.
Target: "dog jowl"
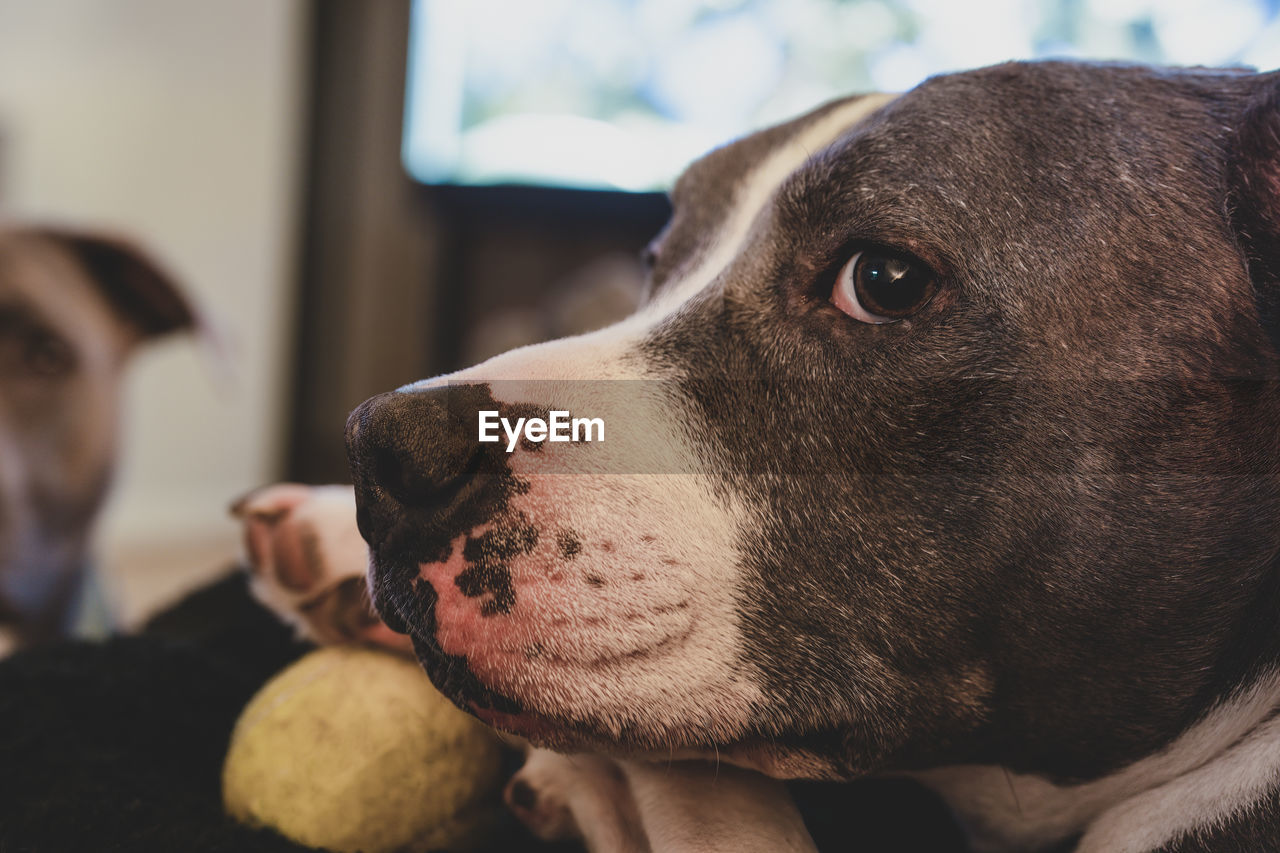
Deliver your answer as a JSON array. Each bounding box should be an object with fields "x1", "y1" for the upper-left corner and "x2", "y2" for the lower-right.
[{"x1": 347, "y1": 61, "x2": 1280, "y2": 847}]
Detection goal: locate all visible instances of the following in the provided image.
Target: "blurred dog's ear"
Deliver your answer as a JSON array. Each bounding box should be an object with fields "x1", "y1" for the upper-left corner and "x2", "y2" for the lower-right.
[
  {"x1": 30, "y1": 227, "x2": 197, "y2": 339},
  {"x1": 1227, "y1": 78, "x2": 1280, "y2": 349}
]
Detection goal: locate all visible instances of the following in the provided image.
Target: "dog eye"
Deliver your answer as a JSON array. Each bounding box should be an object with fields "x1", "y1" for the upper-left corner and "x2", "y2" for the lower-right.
[
  {"x1": 23, "y1": 332, "x2": 76, "y2": 378},
  {"x1": 0, "y1": 308, "x2": 78, "y2": 381},
  {"x1": 831, "y1": 250, "x2": 937, "y2": 323}
]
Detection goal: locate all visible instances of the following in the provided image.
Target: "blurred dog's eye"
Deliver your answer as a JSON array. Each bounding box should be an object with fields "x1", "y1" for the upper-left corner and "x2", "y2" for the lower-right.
[
  {"x1": 831, "y1": 250, "x2": 937, "y2": 323},
  {"x1": 0, "y1": 306, "x2": 78, "y2": 382},
  {"x1": 24, "y1": 332, "x2": 76, "y2": 378}
]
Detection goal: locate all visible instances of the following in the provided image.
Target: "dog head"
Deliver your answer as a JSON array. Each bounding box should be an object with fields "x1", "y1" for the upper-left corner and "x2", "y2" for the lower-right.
[
  {"x1": 346, "y1": 61, "x2": 1280, "y2": 782},
  {"x1": 0, "y1": 225, "x2": 195, "y2": 644}
]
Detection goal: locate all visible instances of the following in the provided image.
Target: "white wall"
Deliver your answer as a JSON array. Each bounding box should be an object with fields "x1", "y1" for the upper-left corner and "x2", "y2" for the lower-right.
[{"x1": 0, "y1": 0, "x2": 306, "y2": 623}]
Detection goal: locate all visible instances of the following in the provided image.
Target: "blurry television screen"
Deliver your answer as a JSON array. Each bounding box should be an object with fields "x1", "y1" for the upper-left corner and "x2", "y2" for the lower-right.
[{"x1": 403, "y1": 0, "x2": 1280, "y2": 191}]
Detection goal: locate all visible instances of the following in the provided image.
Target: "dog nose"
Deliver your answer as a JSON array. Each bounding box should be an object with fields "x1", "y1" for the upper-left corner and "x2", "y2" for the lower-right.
[
  {"x1": 345, "y1": 386, "x2": 488, "y2": 541},
  {"x1": 348, "y1": 388, "x2": 477, "y2": 502}
]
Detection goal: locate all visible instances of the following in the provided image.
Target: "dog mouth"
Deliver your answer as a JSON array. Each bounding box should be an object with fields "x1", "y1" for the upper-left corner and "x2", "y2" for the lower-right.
[
  {"x1": 372, "y1": 541, "x2": 863, "y2": 777},
  {"x1": 365, "y1": 547, "x2": 522, "y2": 713},
  {"x1": 408, "y1": 629, "x2": 528, "y2": 716},
  {"x1": 369, "y1": 547, "x2": 566, "y2": 734},
  {"x1": 369, "y1": 543, "x2": 717, "y2": 752},
  {"x1": 471, "y1": 700, "x2": 838, "y2": 778},
  {"x1": 469, "y1": 705, "x2": 577, "y2": 743}
]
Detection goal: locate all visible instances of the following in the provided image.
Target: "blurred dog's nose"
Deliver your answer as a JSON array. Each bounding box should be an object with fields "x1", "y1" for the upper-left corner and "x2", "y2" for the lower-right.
[{"x1": 345, "y1": 386, "x2": 489, "y2": 543}]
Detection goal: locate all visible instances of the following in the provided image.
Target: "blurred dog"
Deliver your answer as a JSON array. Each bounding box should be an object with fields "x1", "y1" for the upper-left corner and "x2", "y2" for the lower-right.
[{"x1": 0, "y1": 224, "x2": 195, "y2": 655}]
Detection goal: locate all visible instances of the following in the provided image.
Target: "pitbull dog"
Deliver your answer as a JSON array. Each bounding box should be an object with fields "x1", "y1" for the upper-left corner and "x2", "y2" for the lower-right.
[
  {"x1": 0, "y1": 225, "x2": 195, "y2": 653},
  {"x1": 257, "y1": 61, "x2": 1280, "y2": 851}
]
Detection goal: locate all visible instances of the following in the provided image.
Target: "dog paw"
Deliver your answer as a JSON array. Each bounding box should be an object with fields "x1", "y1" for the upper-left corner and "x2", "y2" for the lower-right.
[
  {"x1": 505, "y1": 748, "x2": 647, "y2": 851},
  {"x1": 504, "y1": 749, "x2": 582, "y2": 842},
  {"x1": 231, "y1": 483, "x2": 411, "y2": 652}
]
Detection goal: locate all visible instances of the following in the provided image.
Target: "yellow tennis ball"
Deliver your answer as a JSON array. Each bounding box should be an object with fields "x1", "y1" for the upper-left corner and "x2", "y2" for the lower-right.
[{"x1": 223, "y1": 646, "x2": 504, "y2": 853}]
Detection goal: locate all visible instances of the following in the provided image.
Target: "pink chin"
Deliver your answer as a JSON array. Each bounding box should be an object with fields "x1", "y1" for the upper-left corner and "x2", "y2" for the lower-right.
[
  {"x1": 418, "y1": 546, "x2": 515, "y2": 668},
  {"x1": 416, "y1": 532, "x2": 569, "y2": 680}
]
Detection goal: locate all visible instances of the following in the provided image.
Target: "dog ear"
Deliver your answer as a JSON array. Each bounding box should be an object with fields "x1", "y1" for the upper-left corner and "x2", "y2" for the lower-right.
[
  {"x1": 30, "y1": 227, "x2": 198, "y2": 340},
  {"x1": 1227, "y1": 81, "x2": 1280, "y2": 348}
]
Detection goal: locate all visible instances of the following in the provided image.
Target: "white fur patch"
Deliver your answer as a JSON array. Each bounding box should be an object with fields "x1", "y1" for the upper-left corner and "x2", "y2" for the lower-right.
[
  {"x1": 622, "y1": 759, "x2": 817, "y2": 852},
  {"x1": 915, "y1": 670, "x2": 1280, "y2": 852},
  {"x1": 642, "y1": 93, "x2": 897, "y2": 320},
  {"x1": 509, "y1": 749, "x2": 817, "y2": 852},
  {"x1": 1076, "y1": 708, "x2": 1280, "y2": 852}
]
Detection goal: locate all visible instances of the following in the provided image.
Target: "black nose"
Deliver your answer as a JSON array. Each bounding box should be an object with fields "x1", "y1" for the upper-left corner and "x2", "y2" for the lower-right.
[{"x1": 345, "y1": 385, "x2": 494, "y2": 546}]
